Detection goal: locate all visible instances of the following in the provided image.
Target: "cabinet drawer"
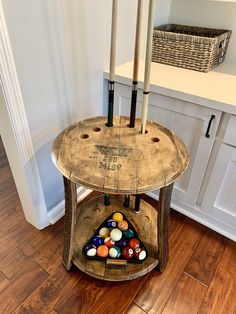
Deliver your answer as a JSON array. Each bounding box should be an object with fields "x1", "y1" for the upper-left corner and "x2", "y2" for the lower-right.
[{"x1": 224, "y1": 115, "x2": 236, "y2": 146}]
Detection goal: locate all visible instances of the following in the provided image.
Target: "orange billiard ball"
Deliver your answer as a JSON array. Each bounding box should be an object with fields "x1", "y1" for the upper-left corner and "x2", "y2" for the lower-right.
[
  {"x1": 97, "y1": 245, "x2": 109, "y2": 258},
  {"x1": 117, "y1": 220, "x2": 129, "y2": 231}
]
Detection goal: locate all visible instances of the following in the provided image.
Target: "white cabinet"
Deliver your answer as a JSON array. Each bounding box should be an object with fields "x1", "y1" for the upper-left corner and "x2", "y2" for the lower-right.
[
  {"x1": 201, "y1": 116, "x2": 236, "y2": 236},
  {"x1": 114, "y1": 83, "x2": 222, "y2": 206}
]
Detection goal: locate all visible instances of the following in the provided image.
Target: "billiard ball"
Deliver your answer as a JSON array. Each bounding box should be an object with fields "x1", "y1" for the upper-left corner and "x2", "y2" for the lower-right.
[
  {"x1": 110, "y1": 228, "x2": 122, "y2": 241},
  {"x1": 84, "y1": 244, "x2": 96, "y2": 257},
  {"x1": 129, "y1": 238, "x2": 140, "y2": 250},
  {"x1": 97, "y1": 245, "x2": 109, "y2": 258},
  {"x1": 123, "y1": 229, "x2": 134, "y2": 239},
  {"x1": 99, "y1": 227, "x2": 110, "y2": 238},
  {"x1": 91, "y1": 235, "x2": 104, "y2": 247},
  {"x1": 122, "y1": 247, "x2": 134, "y2": 259},
  {"x1": 112, "y1": 212, "x2": 123, "y2": 223},
  {"x1": 134, "y1": 247, "x2": 147, "y2": 261},
  {"x1": 116, "y1": 237, "x2": 128, "y2": 248},
  {"x1": 117, "y1": 220, "x2": 129, "y2": 231},
  {"x1": 104, "y1": 237, "x2": 115, "y2": 248},
  {"x1": 109, "y1": 246, "x2": 121, "y2": 258},
  {"x1": 106, "y1": 219, "x2": 117, "y2": 229}
]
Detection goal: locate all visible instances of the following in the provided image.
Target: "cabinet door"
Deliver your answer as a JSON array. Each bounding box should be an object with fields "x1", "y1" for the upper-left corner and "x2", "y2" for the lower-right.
[
  {"x1": 202, "y1": 143, "x2": 236, "y2": 232},
  {"x1": 114, "y1": 83, "x2": 221, "y2": 205}
]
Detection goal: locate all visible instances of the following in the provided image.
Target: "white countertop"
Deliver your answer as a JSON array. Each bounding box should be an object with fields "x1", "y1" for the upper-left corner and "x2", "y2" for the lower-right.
[{"x1": 104, "y1": 61, "x2": 236, "y2": 115}]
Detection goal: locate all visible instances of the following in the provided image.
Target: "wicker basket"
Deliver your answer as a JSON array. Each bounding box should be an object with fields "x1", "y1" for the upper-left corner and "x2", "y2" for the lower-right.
[{"x1": 152, "y1": 24, "x2": 232, "y2": 72}]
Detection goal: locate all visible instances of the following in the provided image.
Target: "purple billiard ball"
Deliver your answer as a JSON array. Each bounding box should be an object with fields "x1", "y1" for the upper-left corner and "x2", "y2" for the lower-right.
[
  {"x1": 91, "y1": 235, "x2": 104, "y2": 247},
  {"x1": 116, "y1": 237, "x2": 128, "y2": 248},
  {"x1": 84, "y1": 244, "x2": 95, "y2": 253}
]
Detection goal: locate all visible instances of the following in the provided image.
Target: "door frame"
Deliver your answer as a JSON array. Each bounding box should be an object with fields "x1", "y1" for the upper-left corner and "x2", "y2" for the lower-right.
[{"x1": 0, "y1": 1, "x2": 49, "y2": 229}]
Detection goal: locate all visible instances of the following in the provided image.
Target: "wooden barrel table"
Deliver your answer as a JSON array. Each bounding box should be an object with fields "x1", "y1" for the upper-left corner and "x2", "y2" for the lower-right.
[{"x1": 51, "y1": 115, "x2": 189, "y2": 281}]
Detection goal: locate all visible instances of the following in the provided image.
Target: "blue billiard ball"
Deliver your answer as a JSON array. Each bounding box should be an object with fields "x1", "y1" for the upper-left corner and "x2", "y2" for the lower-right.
[
  {"x1": 106, "y1": 219, "x2": 117, "y2": 229},
  {"x1": 91, "y1": 235, "x2": 104, "y2": 247}
]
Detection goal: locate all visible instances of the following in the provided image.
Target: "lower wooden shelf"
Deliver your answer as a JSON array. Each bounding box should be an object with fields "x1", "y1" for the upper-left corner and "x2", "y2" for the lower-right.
[{"x1": 73, "y1": 195, "x2": 159, "y2": 281}]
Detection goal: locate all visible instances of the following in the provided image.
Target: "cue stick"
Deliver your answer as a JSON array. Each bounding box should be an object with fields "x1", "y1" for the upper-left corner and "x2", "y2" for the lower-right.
[
  {"x1": 129, "y1": 0, "x2": 143, "y2": 128},
  {"x1": 107, "y1": 0, "x2": 118, "y2": 127},
  {"x1": 141, "y1": 0, "x2": 156, "y2": 134},
  {"x1": 134, "y1": 194, "x2": 141, "y2": 213}
]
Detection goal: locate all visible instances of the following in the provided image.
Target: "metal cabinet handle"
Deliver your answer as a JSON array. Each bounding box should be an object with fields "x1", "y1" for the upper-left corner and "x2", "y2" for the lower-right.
[{"x1": 205, "y1": 115, "x2": 215, "y2": 138}]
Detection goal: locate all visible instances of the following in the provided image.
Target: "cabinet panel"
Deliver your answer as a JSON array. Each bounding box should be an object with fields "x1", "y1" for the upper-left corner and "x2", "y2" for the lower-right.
[
  {"x1": 202, "y1": 144, "x2": 236, "y2": 229},
  {"x1": 223, "y1": 114, "x2": 236, "y2": 146},
  {"x1": 114, "y1": 83, "x2": 221, "y2": 205}
]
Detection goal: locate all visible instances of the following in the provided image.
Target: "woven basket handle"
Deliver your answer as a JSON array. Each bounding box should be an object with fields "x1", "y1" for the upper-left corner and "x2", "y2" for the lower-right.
[{"x1": 219, "y1": 39, "x2": 227, "y2": 63}]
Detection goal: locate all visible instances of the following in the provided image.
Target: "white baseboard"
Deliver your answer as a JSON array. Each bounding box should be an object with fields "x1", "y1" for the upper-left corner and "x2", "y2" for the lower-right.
[{"x1": 47, "y1": 186, "x2": 92, "y2": 224}]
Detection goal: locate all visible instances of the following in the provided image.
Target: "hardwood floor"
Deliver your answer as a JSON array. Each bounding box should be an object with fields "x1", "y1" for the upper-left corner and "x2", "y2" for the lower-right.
[{"x1": 1, "y1": 136, "x2": 236, "y2": 313}]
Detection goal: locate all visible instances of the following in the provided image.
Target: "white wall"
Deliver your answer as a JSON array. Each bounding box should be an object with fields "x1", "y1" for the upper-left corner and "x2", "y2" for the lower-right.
[
  {"x1": 155, "y1": 0, "x2": 171, "y2": 26},
  {"x1": 2, "y1": 0, "x2": 144, "y2": 212},
  {"x1": 168, "y1": 0, "x2": 236, "y2": 66}
]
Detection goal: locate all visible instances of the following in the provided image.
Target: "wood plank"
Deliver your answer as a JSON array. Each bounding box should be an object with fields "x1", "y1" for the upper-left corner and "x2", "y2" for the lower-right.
[
  {"x1": 157, "y1": 183, "x2": 173, "y2": 272},
  {"x1": 54, "y1": 274, "x2": 110, "y2": 314},
  {"x1": 0, "y1": 271, "x2": 10, "y2": 292},
  {"x1": 13, "y1": 265, "x2": 81, "y2": 314},
  {"x1": 185, "y1": 228, "x2": 227, "y2": 286},
  {"x1": 198, "y1": 240, "x2": 236, "y2": 314},
  {"x1": 86, "y1": 275, "x2": 149, "y2": 314},
  {"x1": 54, "y1": 270, "x2": 148, "y2": 314},
  {"x1": 162, "y1": 273, "x2": 207, "y2": 314},
  {"x1": 169, "y1": 210, "x2": 187, "y2": 242},
  {"x1": 0, "y1": 187, "x2": 20, "y2": 218},
  {"x1": 0, "y1": 220, "x2": 36, "y2": 260},
  {"x1": 125, "y1": 303, "x2": 147, "y2": 314},
  {"x1": 20, "y1": 219, "x2": 64, "y2": 273},
  {"x1": 0, "y1": 260, "x2": 48, "y2": 312},
  {"x1": 134, "y1": 217, "x2": 205, "y2": 314},
  {"x1": 0, "y1": 202, "x2": 24, "y2": 236},
  {"x1": 0, "y1": 248, "x2": 33, "y2": 280}
]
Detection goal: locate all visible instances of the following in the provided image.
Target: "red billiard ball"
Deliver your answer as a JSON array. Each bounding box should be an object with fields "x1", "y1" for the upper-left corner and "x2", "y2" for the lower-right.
[
  {"x1": 129, "y1": 238, "x2": 140, "y2": 250},
  {"x1": 104, "y1": 237, "x2": 115, "y2": 248},
  {"x1": 122, "y1": 246, "x2": 134, "y2": 259},
  {"x1": 134, "y1": 247, "x2": 147, "y2": 261}
]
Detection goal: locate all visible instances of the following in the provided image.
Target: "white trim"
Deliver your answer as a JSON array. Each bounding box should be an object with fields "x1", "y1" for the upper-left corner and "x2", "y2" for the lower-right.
[
  {"x1": 0, "y1": 1, "x2": 49, "y2": 229},
  {"x1": 147, "y1": 190, "x2": 236, "y2": 241},
  {"x1": 48, "y1": 187, "x2": 92, "y2": 224}
]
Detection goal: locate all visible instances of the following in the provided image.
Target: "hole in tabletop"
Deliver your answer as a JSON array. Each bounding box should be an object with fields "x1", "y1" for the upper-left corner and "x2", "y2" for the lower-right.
[
  {"x1": 80, "y1": 134, "x2": 89, "y2": 139},
  {"x1": 151, "y1": 137, "x2": 160, "y2": 143},
  {"x1": 93, "y1": 127, "x2": 101, "y2": 132}
]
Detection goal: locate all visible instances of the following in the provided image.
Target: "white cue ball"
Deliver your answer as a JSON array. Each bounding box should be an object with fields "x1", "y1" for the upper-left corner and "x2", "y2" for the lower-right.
[
  {"x1": 86, "y1": 248, "x2": 96, "y2": 257},
  {"x1": 110, "y1": 228, "x2": 122, "y2": 241}
]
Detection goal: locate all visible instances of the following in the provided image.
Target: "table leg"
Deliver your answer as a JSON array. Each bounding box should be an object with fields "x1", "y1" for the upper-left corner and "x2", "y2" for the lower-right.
[
  {"x1": 63, "y1": 176, "x2": 77, "y2": 271},
  {"x1": 157, "y1": 183, "x2": 174, "y2": 272}
]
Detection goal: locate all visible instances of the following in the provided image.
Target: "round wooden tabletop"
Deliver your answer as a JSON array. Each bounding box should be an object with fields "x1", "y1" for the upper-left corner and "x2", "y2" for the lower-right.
[{"x1": 52, "y1": 116, "x2": 189, "y2": 194}]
